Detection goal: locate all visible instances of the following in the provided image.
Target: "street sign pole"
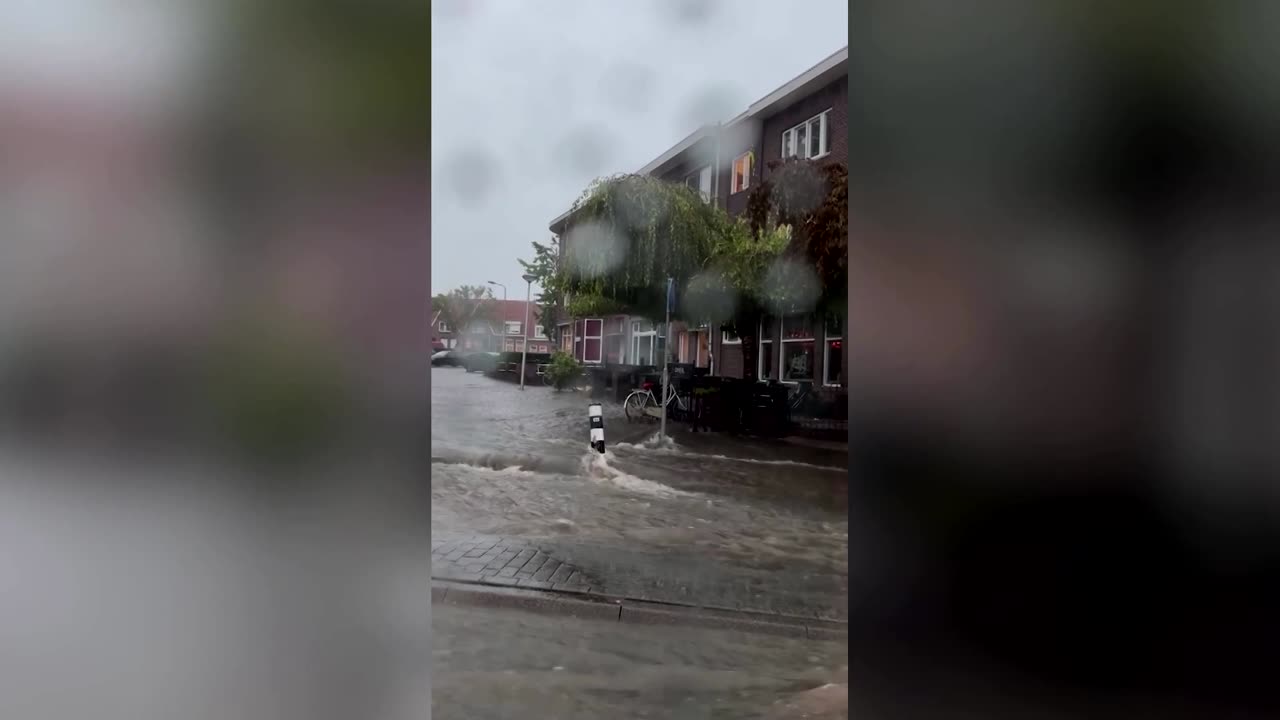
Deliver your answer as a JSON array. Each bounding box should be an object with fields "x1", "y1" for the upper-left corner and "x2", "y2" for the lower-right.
[{"x1": 659, "y1": 277, "x2": 673, "y2": 441}]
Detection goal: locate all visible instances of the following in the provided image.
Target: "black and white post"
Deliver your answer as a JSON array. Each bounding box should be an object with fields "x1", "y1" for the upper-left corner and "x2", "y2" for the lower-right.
[{"x1": 588, "y1": 402, "x2": 605, "y2": 454}]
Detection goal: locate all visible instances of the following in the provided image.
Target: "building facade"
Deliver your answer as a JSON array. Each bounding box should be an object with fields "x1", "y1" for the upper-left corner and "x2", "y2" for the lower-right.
[
  {"x1": 548, "y1": 46, "x2": 848, "y2": 388},
  {"x1": 433, "y1": 300, "x2": 551, "y2": 354}
]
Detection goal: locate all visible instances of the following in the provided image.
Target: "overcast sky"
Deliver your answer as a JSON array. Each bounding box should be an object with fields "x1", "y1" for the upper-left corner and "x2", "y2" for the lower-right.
[{"x1": 430, "y1": 0, "x2": 849, "y2": 299}]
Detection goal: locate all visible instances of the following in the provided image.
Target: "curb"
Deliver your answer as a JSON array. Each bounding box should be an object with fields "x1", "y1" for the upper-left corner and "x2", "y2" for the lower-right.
[{"x1": 433, "y1": 579, "x2": 848, "y2": 641}]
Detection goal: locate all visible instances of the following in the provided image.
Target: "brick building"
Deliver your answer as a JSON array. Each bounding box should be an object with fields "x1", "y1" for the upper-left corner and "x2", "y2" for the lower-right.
[
  {"x1": 547, "y1": 45, "x2": 848, "y2": 388},
  {"x1": 431, "y1": 300, "x2": 551, "y2": 355}
]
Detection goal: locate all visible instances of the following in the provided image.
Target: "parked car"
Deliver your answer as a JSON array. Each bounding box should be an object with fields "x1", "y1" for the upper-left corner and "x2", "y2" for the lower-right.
[
  {"x1": 463, "y1": 351, "x2": 499, "y2": 374},
  {"x1": 432, "y1": 350, "x2": 465, "y2": 367}
]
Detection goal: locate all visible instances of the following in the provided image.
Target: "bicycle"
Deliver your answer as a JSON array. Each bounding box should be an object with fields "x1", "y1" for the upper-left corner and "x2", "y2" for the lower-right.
[{"x1": 623, "y1": 379, "x2": 691, "y2": 422}]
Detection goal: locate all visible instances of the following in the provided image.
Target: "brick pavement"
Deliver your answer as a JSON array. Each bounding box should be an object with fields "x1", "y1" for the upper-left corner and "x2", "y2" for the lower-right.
[{"x1": 431, "y1": 532, "x2": 598, "y2": 593}]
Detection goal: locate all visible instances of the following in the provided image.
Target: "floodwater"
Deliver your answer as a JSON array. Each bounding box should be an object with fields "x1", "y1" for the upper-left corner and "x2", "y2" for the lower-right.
[
  {"x1": 432, "y1": 604, "x2": 848, "y2": 720},
  {"x1": 431, "y1": 369, "x2": 849, "y2": 619}
]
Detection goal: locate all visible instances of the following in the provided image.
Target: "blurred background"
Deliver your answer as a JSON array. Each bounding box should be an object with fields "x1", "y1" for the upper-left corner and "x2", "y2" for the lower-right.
[
  {"x1": 847, "y1": 1, "x2": 1280, "y2": 717},
  {"x1": 0, "y1": 2, "x2": 429, "y2": 719}
]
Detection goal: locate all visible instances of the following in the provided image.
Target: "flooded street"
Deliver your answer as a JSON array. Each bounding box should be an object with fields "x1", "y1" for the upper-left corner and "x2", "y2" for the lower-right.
[
  {"x1": 433, "y1": 604, "x2": 847, "y2": 720},
  {"x1": 431, "y1": 369, "x2": 849, "y2": 619}
]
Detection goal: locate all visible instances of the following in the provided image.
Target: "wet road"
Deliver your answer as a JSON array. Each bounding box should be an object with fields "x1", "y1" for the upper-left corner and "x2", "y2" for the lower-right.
[
  {"x1": 433, "y1": 604, "x2": 847, "y2": 720},
  {"x1": 431, "y1": 369, "x2": 849, "y2": 619}
]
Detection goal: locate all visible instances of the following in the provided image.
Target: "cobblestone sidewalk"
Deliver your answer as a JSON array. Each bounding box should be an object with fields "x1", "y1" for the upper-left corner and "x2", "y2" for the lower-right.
[{"x1": 432, "y1": 532, "x2": 597, "y2": 593}]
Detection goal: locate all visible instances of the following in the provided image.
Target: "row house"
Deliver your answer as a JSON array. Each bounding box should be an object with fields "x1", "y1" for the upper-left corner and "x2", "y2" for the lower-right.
[
  {"x1": 431, "y1": 299, "x2": 552, "y2": 355},
  {"x1": 547, "y1": 45, "x2": 848, "y2": 389}
]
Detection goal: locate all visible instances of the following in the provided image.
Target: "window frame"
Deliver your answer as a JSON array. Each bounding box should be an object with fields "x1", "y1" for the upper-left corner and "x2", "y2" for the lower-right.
[
  {"x1": 631, "y1": 319, "x2": 659, "y2": 367},
  {"x1": 437, "y1": 321, "x2": 451, "y2": 333},
  {"x1": 781, "y1": 110, "x2": 831, "y2": 161},
  {"x1": 780, "y1": 312, "x2": 816, "y2": 383},
  {"x1": 721, "y1": 328, "x2": 741, "y2": 345},
  {"x1": 685, "y1": 165, "x2": 712, "y2": 202},
  {"x1": 582, "y1": 318, "x2": 603, "y2": 364},
  {"x1": 504, "y1": 320, "x2": 522, "y2": 336},
  {"x1": 730, "y1": 151, "x2": 753, "y2": 194},
  {"x1": 757, "y1": 316, "x2": 776, "y2": 381},
  {"x1": 823, "y1": 314, "x2": 843, "y2": 387}
]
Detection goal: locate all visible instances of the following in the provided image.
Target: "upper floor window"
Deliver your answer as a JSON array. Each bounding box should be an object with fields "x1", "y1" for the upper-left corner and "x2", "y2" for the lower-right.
[
  {"x1": 684, "y1": 166, "x2": 712, "y2": 202},
  {"x1": 437, "y1": 321, "x2": 451, "y2": 333},
  {"x1": 731, "y1": 152, "x2": 753, "y2": 194},
  {"x1": 505, "y1": 321, "x2": 522, "y2": 336},
  {"x1": 782, "y1": 110, "x2": 830, "y2": 161},
  {"x1": 533, "y1": 324, "x2": 547, "y2": 339}
]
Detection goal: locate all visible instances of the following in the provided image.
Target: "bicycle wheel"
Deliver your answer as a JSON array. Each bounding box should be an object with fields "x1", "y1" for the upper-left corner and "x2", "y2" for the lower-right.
[{"x1": 623, "y1": 391, "x2": 651, "y2": 422}]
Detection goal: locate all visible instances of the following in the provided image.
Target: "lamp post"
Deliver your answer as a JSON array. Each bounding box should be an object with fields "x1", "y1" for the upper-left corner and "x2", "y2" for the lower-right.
[
  {"x1": 520, "y1": 273, "x2": 536, "y2": 390},
  {"x1": 486, "y1": 280, "x2": 506, "y2": 352}
]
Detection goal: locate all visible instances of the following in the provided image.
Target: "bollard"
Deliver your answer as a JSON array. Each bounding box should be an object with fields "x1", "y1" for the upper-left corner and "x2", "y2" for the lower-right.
[{"x1": 587, "y1": 403, "x2": 605, "y2": 454}]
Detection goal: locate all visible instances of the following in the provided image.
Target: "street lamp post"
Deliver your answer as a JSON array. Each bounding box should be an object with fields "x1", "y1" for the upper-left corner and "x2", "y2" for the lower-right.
[
  {"x1": 520, "y1": 273, "x2": 536, "y2": 390},
  {"x1": 486, "y1": 280, "x2": 506, "y2": 352}
]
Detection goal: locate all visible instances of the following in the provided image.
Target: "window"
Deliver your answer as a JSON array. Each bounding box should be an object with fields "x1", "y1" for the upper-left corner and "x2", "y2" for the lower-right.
[
  {"x1": 731, "y1": 152, "x2": 753, "y2": 194},
  {"x1": 437, "y1": 321, "x2": 451, "y2": 333},
  {"x1": 631, "y1": 319, "x2": 658, "y2": 367},
  {"x1": 824, "y1": 314, "x2": 843, "y2": 386},
  {"x1": 758, "y1": 315, "x2": 776, "y2": 380},
  {"x1": 781, "y1": 110, "x2": 830, "y2": 160},
  {"x1": 685, "y1": 166, "x2": 712, "y2": 202},
  {"x1": 577, "y1": 318, "x2": 602, "y2": 364},
  {"x1": 781, "y1": 313, "x2": 815, "y2": 382},
  {"x1": 721, "y1": 328, "x2": 741, "y2": 344},
  {"x1": 690, "y1": 328, "x2": 710, "y2": 368},
  {"x1": 558, "y1": 323, "x2": 572, "y2": 352},
  {"x1": 505, "y1": 321, "x2": 522, "y2": 336},
  {"x1": 533, "y1": 324, "x2": 547, "y2": 339}
]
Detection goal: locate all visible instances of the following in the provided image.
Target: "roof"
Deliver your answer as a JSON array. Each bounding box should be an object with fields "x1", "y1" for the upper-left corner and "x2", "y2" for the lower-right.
[
  {"x1": 452, "y1": 299, "x2": 544, "y2": 338},
  {"x1": 727, "y1": 45, "x2": 848, "y2": 127},
  {"x1": 549, "y1": 45, "x2": 848, "y2": 232}
]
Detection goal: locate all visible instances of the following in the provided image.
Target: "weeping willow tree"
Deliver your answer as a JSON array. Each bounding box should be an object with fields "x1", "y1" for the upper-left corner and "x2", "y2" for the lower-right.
[
  {"x1": 525, "y1": 166, "x2": 843, "y2": 375},
  {"x1": 554, "y1": 174, "x2": 734, "y2": 323}
]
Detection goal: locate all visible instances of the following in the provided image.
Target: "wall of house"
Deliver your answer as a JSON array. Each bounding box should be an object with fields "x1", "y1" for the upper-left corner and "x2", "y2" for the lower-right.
[
  {"x1": 760, "y1": 76, "x2": 848, "y2": 179},
  {"x1": 653, "y1": 136, "x2": 717, "y2": 190},
  {"x1": 714, "y1": 329, "x2": 745, "y2": 378},
  {"x1": 716, "y1": 119, "x2": 764, "y2": 218}
]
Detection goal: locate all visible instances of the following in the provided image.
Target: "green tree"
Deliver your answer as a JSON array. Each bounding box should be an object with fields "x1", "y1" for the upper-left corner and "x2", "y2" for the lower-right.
[
  {"x1": 745, "y1": 159, "x2": 848, "y2": 315},
  {"x1": 517, "y1": 237, "x2": 563, "y2": 341},
  {"x1": 432, "y1": 285, "x2": 498, "y2": 345},
  {"x1": 543, "y1": 161, "x2": 847, "y2": 379},
  {"x1": 553, "y1": 174, "x2": 730, "y2": 323}
]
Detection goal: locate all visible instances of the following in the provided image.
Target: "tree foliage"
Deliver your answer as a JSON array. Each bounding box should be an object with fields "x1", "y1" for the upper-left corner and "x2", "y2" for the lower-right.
[
  {"x1": 527, "y1": 159, "x2": 849, "y2": 339},
  {"x1": 543, "y1": 351, "x2": 582, "y2": 392},
  {"x1": 518, "y1": 238, "x2": 563, "y2": 340},
  {"x1": 432, "y1": 285, "x2": 497, "y2": 337},
  {"x1": 554, "y1": 174, "x2": 730, "y2": 322},
  {"x1": 745, "y1": 159, "x2": 849, "y2": 312}
]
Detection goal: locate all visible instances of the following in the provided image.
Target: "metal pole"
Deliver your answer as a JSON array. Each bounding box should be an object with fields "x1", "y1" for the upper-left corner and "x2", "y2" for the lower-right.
[
  {"x1": 659, "y1": 295, "x2": 671, "y2": 441},
  {"x1": 487, "y1": 281, "x2": 506, "y2": 352},
  {"x1": 520, "y1": 274, "x2": 534, "y2": 390}
]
